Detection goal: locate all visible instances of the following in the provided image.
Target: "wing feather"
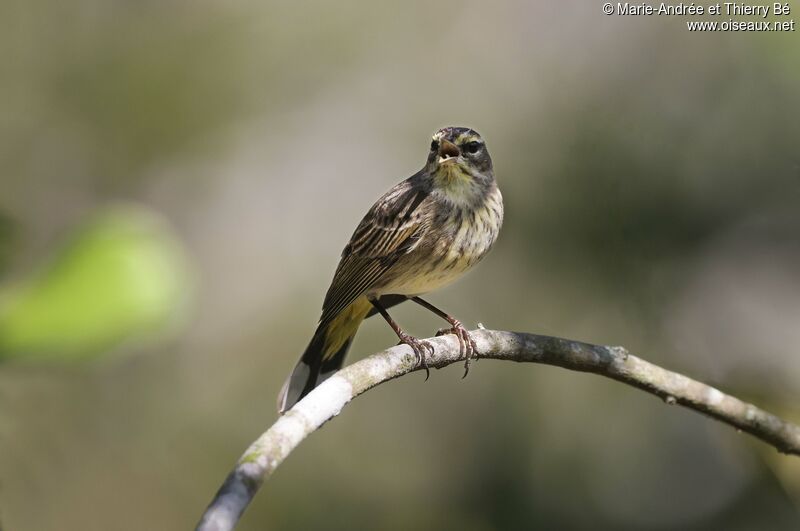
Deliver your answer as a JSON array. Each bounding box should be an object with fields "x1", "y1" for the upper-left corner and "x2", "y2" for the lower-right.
[{"x1": 318, "y1": 180, "x2": 428, "y2": 327}]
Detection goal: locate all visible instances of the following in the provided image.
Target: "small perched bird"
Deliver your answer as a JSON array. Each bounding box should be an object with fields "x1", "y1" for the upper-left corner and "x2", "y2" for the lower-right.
[{"x1": 278, "y1": 127, "x2": 503, "y2": 414}]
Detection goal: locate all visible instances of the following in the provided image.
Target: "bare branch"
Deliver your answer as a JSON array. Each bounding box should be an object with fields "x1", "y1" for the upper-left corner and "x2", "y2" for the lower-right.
[{"x1": 196, "y1": 329, "x2": 800, "y2": 531}]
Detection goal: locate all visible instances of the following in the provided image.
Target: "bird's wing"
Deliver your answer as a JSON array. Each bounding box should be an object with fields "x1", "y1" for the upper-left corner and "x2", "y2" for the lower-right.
[{"x1": 318, "y1": 180, "x2": 429, "y2": 327}]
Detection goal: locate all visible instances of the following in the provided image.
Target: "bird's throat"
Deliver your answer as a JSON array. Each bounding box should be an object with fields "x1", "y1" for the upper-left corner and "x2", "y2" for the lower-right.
[
  {"x1": 433, "y1": 162, "x2": 470, "y2": 185},
  {"x1": 432, "y1": 164, "x2": 488, "y2": 206}
]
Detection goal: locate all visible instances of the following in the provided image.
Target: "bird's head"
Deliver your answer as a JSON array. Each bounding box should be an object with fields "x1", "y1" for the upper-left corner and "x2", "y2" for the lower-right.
[{"x1": 425, "y1": 127, "x2": 493, "y2": 189}]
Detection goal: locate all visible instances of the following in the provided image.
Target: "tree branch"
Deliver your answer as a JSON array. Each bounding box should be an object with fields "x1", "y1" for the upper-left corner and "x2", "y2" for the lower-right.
[{"x1": 196, "y1": 328, "x2": 800, "y2": 531}]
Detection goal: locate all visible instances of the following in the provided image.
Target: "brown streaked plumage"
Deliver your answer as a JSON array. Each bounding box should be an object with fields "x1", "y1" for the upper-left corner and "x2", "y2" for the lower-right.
[{"x1": 278, "y1": 127, "x2": 503, "y2": 414}]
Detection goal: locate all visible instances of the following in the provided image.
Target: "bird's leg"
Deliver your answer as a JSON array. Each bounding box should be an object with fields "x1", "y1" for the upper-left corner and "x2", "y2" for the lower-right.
[
  {"x1": 368, "y1": 296, "x2": 433, "y2": 380},
  {"x1": 410, "y1": 296, "x2": 477, "y2": 378}
]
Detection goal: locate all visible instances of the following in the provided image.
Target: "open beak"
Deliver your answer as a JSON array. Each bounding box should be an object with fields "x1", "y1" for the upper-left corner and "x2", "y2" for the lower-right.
[{"x1": 437, "y1": 139, "x2": 461, "y2": 164}]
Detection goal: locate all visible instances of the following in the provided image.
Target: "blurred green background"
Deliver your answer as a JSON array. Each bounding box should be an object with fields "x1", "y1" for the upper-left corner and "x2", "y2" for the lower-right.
[{"x1": 1, "y1": 1, "x2": 799, "y2": 530}]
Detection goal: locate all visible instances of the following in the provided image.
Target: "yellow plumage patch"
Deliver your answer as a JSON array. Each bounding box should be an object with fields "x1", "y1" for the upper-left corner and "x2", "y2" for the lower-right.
[
  {"x1": 321, "y1": 296, "x2": 372, "y2": 359},
  {"x1": 433, "y1": 163, "x2": 471, "y2": 186},
  {"x1": 456, "y1": 132, "x2": 479, "y2": 144}
]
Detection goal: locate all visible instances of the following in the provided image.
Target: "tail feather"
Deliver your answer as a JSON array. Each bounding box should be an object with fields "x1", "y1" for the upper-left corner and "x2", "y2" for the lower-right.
[
  {"x1": 277, "y1": 297, "x2": 372, "y2": 414},
  {"x1": 277, "y1": 326, "x2": 353, "y2": 414}
]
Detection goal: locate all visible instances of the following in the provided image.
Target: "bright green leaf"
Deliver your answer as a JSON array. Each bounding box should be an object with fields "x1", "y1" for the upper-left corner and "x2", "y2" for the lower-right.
[{"x1": 0, "y1": 204, "x2": 193, "y2": 361}]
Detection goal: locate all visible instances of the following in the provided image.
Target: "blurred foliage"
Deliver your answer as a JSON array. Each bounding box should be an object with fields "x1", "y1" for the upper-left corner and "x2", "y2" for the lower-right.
[
  {"x1": 512, "y1": 50, "x2": 800, "y2": 291},
  {"x1": 0, "y1": 210, "x2": 14, "y2": 278},
  {"x1": 0, "y1": 205, "x2": 192, "y2": 361}
]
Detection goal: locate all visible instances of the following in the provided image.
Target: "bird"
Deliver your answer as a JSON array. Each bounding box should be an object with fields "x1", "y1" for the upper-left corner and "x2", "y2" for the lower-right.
[{"x1": 277, "y1": 126, "x2": 503, "y2": 414}]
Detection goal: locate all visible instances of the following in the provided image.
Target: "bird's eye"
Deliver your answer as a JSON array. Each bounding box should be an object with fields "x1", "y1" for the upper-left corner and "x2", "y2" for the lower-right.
[
  {"x1": 464, "y1": 141, "x2": 482, "y2": 154},
  {"x1": 430, "y1": 140, "x2": 439, "y2": 151}
]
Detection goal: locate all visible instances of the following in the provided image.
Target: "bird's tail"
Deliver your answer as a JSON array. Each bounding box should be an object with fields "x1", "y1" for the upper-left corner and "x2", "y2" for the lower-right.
[{"x1": 277, "y1": 298, "x2": 372, "y2": 414}]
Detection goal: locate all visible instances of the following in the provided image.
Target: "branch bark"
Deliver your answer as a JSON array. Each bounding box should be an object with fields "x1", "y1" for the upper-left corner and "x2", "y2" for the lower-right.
[{"x1": 196, "y1": 328, "x2": 800, "y2": 531}]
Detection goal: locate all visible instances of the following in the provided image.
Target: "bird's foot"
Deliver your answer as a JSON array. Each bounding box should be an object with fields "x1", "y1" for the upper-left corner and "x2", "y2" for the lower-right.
[
  {"x1": 397, "y1": 333, "x2": 434, "y2": 381},
  {"x1": 435, "y1": 320, "x2": 477, "y2": 378}
]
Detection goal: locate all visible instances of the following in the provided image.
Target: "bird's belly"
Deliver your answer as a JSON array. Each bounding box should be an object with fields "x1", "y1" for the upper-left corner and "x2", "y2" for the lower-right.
[{"x1": 378, "y1": 258, "x2": 472, "y2": 296}]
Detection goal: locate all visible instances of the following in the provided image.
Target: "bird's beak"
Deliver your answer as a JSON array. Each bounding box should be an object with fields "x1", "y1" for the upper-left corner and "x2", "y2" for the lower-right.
[{"x1": 438, "y1": 139, "x2": 461, "y2": 164}]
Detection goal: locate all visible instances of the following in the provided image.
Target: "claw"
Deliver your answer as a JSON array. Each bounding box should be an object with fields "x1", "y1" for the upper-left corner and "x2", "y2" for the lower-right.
[
  {"x1": 397, "y1": 333, "x2": 433, "y2": 380},
  {"x1": 437, "y1": 320, "x2": 477, "y2": 379},
  {"x1": 462, "y1": 332, "x2": 478, "y2": 378}
]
